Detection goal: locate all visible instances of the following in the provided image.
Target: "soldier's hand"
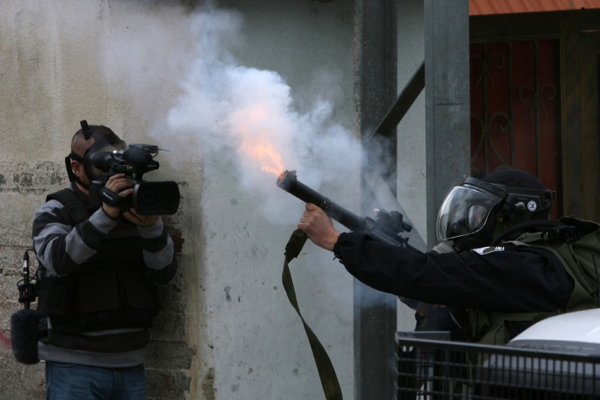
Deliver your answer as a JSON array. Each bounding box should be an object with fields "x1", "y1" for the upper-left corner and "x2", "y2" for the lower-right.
[{"x1": 298, "y1": 203, "x2": 340, "y2": 251}]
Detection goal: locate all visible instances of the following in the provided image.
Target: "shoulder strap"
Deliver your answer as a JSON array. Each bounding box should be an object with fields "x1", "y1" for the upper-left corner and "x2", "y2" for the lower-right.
[
  {"x1": 46, "y1": 189, "x2": 90, "y2": 225},
  {"x1": 559, "y1": 216, "x2": 600, "y2": 234},
  {"x1": 283, "y1": 229, "x2": 343, "y2": 400},
  {"x1": 491, "y1": 220, "x2": 565, "y2": 245}
]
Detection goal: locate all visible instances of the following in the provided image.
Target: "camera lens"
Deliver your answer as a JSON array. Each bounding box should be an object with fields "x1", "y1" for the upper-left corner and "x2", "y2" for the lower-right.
[
  {"x1": 132, "y1": 181, "x2": 180, "y2": 215},
  {"x1": 138, "y1": 187, "x2": 159, "y2": 207}
]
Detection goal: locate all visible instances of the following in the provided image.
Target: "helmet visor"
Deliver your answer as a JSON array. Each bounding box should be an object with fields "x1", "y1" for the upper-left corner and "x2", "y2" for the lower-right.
[{"x1": 436, "y1": 185, "x2": 503, "y2": 241}]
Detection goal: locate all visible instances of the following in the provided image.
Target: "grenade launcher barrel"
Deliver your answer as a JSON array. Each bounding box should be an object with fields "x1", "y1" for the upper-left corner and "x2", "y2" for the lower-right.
[{"x1": 276, "y1": 170, "x2": 410, "y2": 247}]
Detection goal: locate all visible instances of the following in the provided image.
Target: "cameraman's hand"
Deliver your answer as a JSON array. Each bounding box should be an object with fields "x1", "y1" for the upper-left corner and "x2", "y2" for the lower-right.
[
  {"x1": 101, "y1": 174, "x2": 133, "y2": 219},
  {"x1": 298, "y1": 203, "x2": 340, "y2": 251},
  {"x1": 123, "y1": 208, "x2": 160, "y2": 227}
]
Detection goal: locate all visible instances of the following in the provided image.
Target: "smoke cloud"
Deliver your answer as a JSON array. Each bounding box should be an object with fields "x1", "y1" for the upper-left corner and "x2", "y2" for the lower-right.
[
  {"x1": 164, "y1": 5, "x2": 366, "y2": 224},
  {"x1": 99, "y1": 2, "x2": 394, "y2": 225}
]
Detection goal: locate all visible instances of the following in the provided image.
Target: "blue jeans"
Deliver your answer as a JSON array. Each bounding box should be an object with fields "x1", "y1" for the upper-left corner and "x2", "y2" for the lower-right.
[{"x1": 45, "y1": 362, "x2": 147, "y2": 400}]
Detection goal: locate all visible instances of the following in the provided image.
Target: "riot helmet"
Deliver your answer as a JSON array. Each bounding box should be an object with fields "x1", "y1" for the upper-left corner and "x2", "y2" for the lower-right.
[{"x1": 436, "y1": 169, "x2": 555, "y2": 251}]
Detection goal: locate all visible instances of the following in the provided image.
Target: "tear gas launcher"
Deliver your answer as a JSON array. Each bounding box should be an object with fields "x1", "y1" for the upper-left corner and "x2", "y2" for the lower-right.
[{"x1": 276, "y1": 170, "x2": 412, "y2": 247}]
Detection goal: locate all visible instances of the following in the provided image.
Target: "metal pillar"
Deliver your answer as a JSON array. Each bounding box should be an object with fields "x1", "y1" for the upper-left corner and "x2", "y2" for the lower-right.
[
  {"x1": 354, "y1": 1, "x2": 398, "y2": 399},
  {"x1": 424, "y1": 0, "x2": 471, "y2": 245}
]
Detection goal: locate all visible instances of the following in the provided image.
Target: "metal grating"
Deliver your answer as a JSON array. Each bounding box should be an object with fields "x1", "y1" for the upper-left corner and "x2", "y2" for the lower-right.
[{"x1": 396, "y1": 333, "x2": 600, "y2": 399}]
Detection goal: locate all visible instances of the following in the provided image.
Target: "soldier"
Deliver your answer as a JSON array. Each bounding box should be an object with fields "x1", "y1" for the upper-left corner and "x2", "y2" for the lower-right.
[{"x1": 298, "y1": 169, "x2": 599, "y2": 344}]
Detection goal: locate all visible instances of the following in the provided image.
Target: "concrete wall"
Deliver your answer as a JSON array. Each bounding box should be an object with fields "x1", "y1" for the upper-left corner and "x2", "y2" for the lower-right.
[{"x1": 0, "y1": 1, "x2": 357, "y2": 399}]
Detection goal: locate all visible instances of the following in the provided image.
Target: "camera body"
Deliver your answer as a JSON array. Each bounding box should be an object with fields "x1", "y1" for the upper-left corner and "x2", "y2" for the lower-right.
[{"x1": 89, "y1": 144, "x2": 180, "y2": 215}]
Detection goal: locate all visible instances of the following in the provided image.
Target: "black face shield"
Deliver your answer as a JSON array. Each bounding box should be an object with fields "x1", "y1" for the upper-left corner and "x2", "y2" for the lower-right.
[
  {"x1": 436, "y1": 180, "x2": 505, "y2": 242},
  {"x1": 436, "y1": 177, "x2": 555, "y2": 243}
]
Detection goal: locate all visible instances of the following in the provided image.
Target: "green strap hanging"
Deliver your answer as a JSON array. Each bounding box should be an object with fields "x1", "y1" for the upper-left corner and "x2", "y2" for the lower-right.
[{"x1": 282, "y1": 229, "x2": 343, "y2": 400}]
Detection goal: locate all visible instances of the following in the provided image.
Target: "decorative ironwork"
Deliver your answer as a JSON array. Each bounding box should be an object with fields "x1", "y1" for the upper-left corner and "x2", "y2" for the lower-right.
[
  {"x1": 518, "y1": 83, "x2": 557, "y2": 120},
  {"x1": 471, "y1": 111, "x2": 513, "y2": 171},
  {"x1": 471, "y1": 52, "x2": 505, "y2": 89},
  {"x1": 470, "y1": 39, "x2": 558, "y2": 179}
]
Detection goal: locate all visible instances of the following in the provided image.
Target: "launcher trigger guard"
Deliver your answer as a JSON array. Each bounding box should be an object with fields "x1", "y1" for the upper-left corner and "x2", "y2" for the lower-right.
[{"x1": 99, "y1": 187, "x2": 122, "y2": 207}]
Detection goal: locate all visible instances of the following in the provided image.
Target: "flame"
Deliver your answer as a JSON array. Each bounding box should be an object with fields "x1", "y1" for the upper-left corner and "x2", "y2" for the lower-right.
[
  {"x1": 234, "y1": 105, "x2": 286, "y2": 176},
  {"x1": 249, "y1": 144, "x2": 284, "y2": 176},
  {"x1": 240, "y1": 139, "x2": 285, "y2": 176}
]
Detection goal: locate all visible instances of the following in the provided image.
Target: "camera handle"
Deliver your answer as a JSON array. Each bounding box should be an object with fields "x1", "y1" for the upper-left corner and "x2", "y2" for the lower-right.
[{"x1": 99, "y1": 186, "x2": 122, "y2": 208}]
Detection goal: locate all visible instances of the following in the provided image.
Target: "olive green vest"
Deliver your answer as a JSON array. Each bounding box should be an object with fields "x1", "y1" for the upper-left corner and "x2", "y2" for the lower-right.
[{"x1": 466, "y1": 217, "x2": 600, "y2": 345}]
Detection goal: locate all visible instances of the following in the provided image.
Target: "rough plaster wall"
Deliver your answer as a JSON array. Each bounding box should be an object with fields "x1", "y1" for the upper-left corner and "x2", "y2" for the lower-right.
[
  {"x1": 0, "y1": 0, "x2": 356, "y2": 399},
  {"x1": 198, "y1": 1, "x2": 356, "y2": 399},
  {"x1": 0, "y1": 1, "x2": 198, "y2": 399}
]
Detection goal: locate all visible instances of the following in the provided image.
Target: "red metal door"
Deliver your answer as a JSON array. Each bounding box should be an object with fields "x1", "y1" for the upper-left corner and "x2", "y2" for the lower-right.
[{"x1": 470, "y1": 39, "x2": 561, "y2": 217}]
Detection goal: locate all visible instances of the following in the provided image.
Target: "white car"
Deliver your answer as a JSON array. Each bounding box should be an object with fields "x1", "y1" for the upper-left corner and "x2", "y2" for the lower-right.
[{"x1": 509, "y1": 308, "x2": 600, "y2": 353}]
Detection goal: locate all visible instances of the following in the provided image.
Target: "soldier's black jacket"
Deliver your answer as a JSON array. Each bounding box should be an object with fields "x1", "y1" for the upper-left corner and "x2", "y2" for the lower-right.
[
  {"x1": 333, "y1": 232, "x2": 573, "y2": 314},
  {"x1": 32, "y1": 183, "x2": 177, "y2": 367}
]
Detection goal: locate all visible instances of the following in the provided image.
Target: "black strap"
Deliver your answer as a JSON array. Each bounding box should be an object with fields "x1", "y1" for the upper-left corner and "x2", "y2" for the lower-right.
[
  {"x1": 491, "y1": 220, "x2": 565, "y2": 245},
  {"x1": 282, "y1": 229, "x2": 343, "y2": 400}
]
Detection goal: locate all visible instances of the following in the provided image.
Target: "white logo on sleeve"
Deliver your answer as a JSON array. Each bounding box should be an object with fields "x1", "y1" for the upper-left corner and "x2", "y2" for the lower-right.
[
  {"x1": 527, "y1": 201, "x2": 537, "y2": 212},
  {"x1": 472, "y1": 246, "x2": 505, "y2": 255}
]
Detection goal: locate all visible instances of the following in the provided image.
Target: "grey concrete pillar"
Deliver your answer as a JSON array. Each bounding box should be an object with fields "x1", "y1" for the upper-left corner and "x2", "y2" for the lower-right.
[{"x1": 424, "y1": 0, "x2": 471, "y2": 246}]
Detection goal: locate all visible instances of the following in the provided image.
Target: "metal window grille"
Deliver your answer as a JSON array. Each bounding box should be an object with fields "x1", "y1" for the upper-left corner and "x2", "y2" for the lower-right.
[{"x1": 396, "y1": 333, "x2": 600, "y2": 399}]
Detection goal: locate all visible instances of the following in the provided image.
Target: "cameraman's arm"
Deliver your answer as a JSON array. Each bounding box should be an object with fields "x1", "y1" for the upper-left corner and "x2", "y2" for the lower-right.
[
  {"x1": 101, "y1": 174, "x2": 133, "y2": 220},
  {"x1": 33, "y1": 196, "x2": 119, "y2": 277},
  {"x1": 134, "y1": 214, "x2": 178, "y2": 286},
  {"x1": 102, "y1": 173, "x2": 176, "y2": 285}
]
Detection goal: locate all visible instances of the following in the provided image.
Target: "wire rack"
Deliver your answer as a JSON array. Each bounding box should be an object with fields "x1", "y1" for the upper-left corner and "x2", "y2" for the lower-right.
[{"x1": 395, "y1": 332, "x2": 600, "y2": 399}]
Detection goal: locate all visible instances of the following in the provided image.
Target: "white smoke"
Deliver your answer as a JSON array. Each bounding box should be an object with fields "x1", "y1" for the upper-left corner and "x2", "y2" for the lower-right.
[
  {"x1": 165, "y1": 6, "x2": 365, "y2": 223},
  {"x1": 98, "y1": 2, "x2": 393, "y2": 225}
]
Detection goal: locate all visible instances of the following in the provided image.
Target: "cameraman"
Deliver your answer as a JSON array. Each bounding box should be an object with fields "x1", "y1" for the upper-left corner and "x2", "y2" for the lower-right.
[{"x1": 32, "y1": 123, "x2": 177, "y2": 399}]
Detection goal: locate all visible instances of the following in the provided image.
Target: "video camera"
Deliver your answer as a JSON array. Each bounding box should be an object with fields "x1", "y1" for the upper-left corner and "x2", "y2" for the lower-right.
[{"x1": 89, "y1": 144, "x2": 180, "y2": 215}]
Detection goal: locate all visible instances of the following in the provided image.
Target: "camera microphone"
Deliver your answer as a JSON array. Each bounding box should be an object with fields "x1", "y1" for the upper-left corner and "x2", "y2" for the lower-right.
[
  {"x1": 10, "y1": 250, "x2": 39, "y2": 365},
  {"x1": 10, "y1": 309, "x2": 39, "y2": 364}
]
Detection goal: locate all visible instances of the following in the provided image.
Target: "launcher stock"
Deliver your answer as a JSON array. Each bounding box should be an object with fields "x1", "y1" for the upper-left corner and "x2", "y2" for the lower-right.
[{"x1": 276, "y1": 170, "x2": 411, "y2": 247}]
